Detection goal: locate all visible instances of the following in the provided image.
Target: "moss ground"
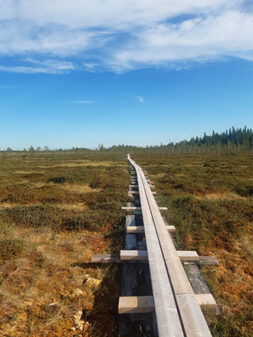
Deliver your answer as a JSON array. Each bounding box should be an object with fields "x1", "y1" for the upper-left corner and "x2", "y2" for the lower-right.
[
  {"x1": 0, "y1": 151, "x2": 128, "y2": 337},
  {"x1": 133, "y1": 152, "x2": 253, "y2": 337}
]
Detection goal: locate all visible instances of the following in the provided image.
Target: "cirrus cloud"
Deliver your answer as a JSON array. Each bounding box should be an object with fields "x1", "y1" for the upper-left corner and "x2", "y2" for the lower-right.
[{"x1": 0, "y1": 0, "x2": 252, "y2": 73}]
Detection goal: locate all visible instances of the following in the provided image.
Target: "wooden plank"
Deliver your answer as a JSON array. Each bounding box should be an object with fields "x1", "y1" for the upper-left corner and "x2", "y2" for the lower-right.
[
  {"x1": 90, "y1": 254, "x2": 217, "y2": 267},
  {"x1": 121, "y1": 207, "x2": 141, "y2": 210},
  {"x1": 166, "y1": 225, "x2": 176, "y2": 232},
  {"x1": 119, "y1": 296, "x2": 154, "y2": 314},
  {"x1": 91, "y1": 254, "x2": 121, "y2": 263},
  {"x1": 122, "y1": 206, "x2": 167, "y2": 211},
  {"x1": 177, "y1": 251, "x2": 199, "y2": 261},
  {"x1": 120, "y1": 250, "x2": 201, "y2": 262},
  {"x1": 128, "y1": 155, "x2": 212, "y2": 337},
  {"x1": 128, "y1": 156, "x2": 185, "y2": 337},
  {"x1": 176, "y1": 294, "x2": 212, "y2": 337},
  {"x1": 119, "y1": 295, "x2": 216, "y2": 315},
  {"x1": 184, "y1": 263, "x2": 213, "y2": 294},
  {"x1": 125, "y1": 215, "x2": 137, "y2": 250},
  {"x1": 127, "y1": 225, "x2": 175, "y2": 233},
  {"x1": 138, "y1": 168, "x2": 193, "y2": 294},
  {"x1": 126, "y1": 226, "x2": 144, "y2": 233},
  {"x1": 121, "y1": 250, "x2": 148, "y2": 261},
  {"x1": 128, "y1": 190, "x2": 157, "y2": 195},
  {"x1": 118, "y1": 215, "x2": 138, "y2": 336},
  {"x1": 199, "y1": 256, "x2": 219, "y2": 265},
  {"x1": 195, "y1": 294, "x2": 217, "y2": 307}
]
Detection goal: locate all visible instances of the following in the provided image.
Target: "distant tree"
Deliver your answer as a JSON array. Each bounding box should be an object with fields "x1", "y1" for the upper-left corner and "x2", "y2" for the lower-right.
[
  {"x1": 36, "y1": 147, "x2": 41, "y2": 152},
  {"x1": 98, "y1": 144, "x2": 105, "y2": 151},
  {"x1": 29, "y1": 146, "x2": 35, "y2": 152},
  {"x1": 6, "y1": 147, "x2": 13, "y2": 152}
]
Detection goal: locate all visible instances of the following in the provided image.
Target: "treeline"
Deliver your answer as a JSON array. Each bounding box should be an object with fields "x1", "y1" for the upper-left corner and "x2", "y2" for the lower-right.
[
  {"x1": 107, "y1": 127, "x2": 253, "y2": 153},
  {"x1": 2, "y1": 127, "x2": 253, "y2": 154}
]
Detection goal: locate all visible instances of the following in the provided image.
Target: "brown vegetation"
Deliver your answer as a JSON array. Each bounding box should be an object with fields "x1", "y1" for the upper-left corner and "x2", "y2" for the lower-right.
[
  {"x1": 0, "y1": 151, "x2": 128, "y2": 336},
  {"x1": 133, "y1": 152, "x2": 253, "y2": 337}
]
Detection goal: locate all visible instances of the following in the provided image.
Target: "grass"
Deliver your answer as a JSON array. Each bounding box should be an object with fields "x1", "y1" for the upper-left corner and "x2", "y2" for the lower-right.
[
  {"x1": 133, "y1": 152, "x2": 253, "y2": 337},
  {"x1": 0, "y1": 151, "x2": 128, "y2": 336}
]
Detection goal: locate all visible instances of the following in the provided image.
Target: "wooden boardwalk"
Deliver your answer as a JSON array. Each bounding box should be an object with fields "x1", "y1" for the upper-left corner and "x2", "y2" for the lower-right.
[{"x1": 123, "y1": 154, "x2": 212, "y2": 337}]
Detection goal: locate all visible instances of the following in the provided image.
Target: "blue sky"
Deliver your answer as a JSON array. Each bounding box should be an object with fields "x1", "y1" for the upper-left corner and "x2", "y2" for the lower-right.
[{"x1": 0, "y1": 1, "x2": 253, "y2": 149}]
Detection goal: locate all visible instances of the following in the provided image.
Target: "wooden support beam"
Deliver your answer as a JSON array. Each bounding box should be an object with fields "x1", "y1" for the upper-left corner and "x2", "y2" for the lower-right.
[
  {"x1": 167, "y1": 225, "x2": 176, "y2": 232},
  {"x1": 121, "y1": 250, "x2": 148, "y2": 261},
  {"x1": 126, "y1": 226, "x2": 144, "y2": 233},
  {"x1": 90, "y1": 254, "x2": 218, "y2": 266},
  {"x1": 120, "y1": 250, "x2": 205, "y2": 262},
  {"x1": 128, "y1": 190, "x2": 157, "y2": 195},
  {"x1": 122, "y1": 206, "x2": 167, "y2": 211},
  {"x1": 119, "y1": 296, "x2": 154, "y2": 314},
  {"x1": 126, "y1": 225, "x2": 175, "y2": 234},
  {"x1": 198, "y1": 256, "x2": 219, "y2": 265},
  {"x1": 121, "y1": 207, "x2": 141, "y2": 211},
  {"x1": 195, "y1": 294, "x2": 217, "y2": 308},
  {"x1": 119, "y1": 294, "x2": 216, "y2": 314},
  {"x1": 91, "y1": 254, "x2": 121, "y2": 263},
  {"x1": 177, "y1": 251, "x2": 199, "y2": 261},
  {"x1": 125, "y1": 215, "x2": 137, "y2": 250}
]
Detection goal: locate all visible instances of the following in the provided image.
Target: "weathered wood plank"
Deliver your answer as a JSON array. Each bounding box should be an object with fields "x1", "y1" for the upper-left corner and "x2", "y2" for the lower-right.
[
  {"x1": 119, "y1": 295, "x2": 216, "y2": 315},
  {"x1": 126, "y1": 225, "x2": 175, "y2": 233},
  {"x1": 91, "y1": 254, "x2": 121, "y2": 263},
  {"x1": 122, "y1": 206, "x2": 167, "y2": 211},
  {"x1": 198, "y1": 256, "x2": 219, "y2": 265},
  {"x1": 128, "y1": 155, "x2": 212, "y2": 337},
  {"x1": 176, "y1": 294, "x2": 212, "y2": 337},
  {"x1": 184, "y1": 263, "x2": 213, "y2": 294},
  {"x1": 121, "y1": 206, "x2": 141, "y2": 210},
  {"x1": 167, "y1": 225, "x2": 176, "y2": 232},
  {"x1": 126, "y1": 226, "x2": 144, "y2": 233},
  {"x1": 128, "y1": 190, "x2": 157, "y2": 195},
  {"x1": 120, "y1": 250, "x2": 203, "y2": 262},
  {"x1": 118, "y1": 215, "x2": 138, "y2": 336},
  {"x1": 119, "y1": 296, "x2": 154, "y2": 314},
  {"x1": 121, "y1": 250, "x2": 148, "y2": 260},
  {"x1": 125, "y1": 215, "x2": 137, "y2": 250},
  {"x1": 195, "y1": 294, "x2": 217, "y2": 307},
  {"x1": 177, "y1": 251, "x2": 199, "y2": 261},
  {"x1": 128, "y1": 155, "x2": 185, "y2": 337}
]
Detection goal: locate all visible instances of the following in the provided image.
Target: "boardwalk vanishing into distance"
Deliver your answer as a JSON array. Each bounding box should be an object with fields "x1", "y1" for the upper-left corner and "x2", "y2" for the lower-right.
[
  {"x1": 121, "y1": 155, "x2": 214, "y2": 337},
  {"x1": 92, "y1": 154, "x2": 219, "y2": 337}
]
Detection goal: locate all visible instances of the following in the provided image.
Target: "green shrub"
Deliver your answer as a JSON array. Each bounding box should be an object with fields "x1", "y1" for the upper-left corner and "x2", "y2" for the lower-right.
[{"x1": 47, "y1": 176, "x2": 67, "y2": 184}]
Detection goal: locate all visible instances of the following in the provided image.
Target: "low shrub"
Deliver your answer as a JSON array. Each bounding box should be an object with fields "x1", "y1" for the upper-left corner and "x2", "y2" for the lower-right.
[{"x1": 0, "y1": 239, "x2": 25, "y2": 260}]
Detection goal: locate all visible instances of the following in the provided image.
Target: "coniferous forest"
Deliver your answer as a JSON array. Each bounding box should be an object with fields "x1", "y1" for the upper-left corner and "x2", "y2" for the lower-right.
[{"x1": 108, "y1": 127, "x2": 253, "y2": 153}]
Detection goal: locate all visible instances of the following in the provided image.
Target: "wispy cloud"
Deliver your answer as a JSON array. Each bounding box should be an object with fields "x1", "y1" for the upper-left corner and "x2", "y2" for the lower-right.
[
  {"x1": 0, "y1": 0, "x2": 252, "y2": 73},
  {"x1": 75, "y1": 100, "x2": 95, "y2": 104},
  {"x1": 137, "y1": 96, "x2": 144, "y2": 103},
  {"x1": 0, "y1": 59, "x2": 75, "y2": 74}
]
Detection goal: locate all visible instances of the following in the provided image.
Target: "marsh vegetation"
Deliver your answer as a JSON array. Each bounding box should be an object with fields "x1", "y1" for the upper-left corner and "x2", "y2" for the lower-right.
[
  {"x1": 0, "y1": 151, "x2": 129, "y2": 337},
  {"x1": 133, "y1": 152, "x2": 253, "y2": 337}
]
